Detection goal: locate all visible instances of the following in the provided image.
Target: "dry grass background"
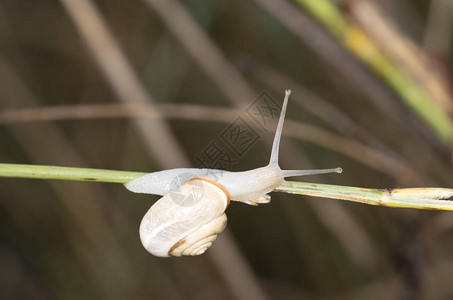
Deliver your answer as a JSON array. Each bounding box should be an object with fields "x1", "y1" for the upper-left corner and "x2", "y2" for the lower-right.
[{"x1": 1, "y1": 0, "x2": 453, "y2": 299}]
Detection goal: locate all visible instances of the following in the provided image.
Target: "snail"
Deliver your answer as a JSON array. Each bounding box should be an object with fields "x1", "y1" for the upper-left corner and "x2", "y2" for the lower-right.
[{"x1": 125, "y1": 90, "x2": 342, "y2": 257}]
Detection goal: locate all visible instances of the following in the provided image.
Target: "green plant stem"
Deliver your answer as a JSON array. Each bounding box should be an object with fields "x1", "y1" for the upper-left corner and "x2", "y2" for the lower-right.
[
  {"x1": 1, "y1": 163, "x2": 452, "y2": 210},
  {"x1": 278, "y1": 181, "x2": 453, "y2": 211},
  {"x1": 0, "y1": 163, "x2": 146, "y2": 183}
]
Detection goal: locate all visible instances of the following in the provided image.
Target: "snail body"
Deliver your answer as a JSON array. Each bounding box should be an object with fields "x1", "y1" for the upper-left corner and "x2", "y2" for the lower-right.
[
  {"x1": 126, "y1": 90, "x2": 342, "y2": 257},
  {"x1": 126, "y1": 164, "x2": 285, "y2": 205}
]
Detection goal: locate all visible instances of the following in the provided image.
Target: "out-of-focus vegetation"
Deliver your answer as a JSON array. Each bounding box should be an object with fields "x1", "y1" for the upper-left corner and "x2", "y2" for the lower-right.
[{"x1": 1, "y1": 0, "x2": 452, "y2": 299}]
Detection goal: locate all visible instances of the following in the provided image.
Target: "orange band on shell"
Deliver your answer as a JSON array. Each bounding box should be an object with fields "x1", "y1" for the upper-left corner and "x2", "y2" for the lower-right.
[{"x1": 190, "y1": 177, "x2": 230, "y2": 206}]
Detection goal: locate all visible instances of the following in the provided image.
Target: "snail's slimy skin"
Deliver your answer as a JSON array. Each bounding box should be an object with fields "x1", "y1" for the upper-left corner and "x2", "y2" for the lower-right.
[{"x1": 125, "y1": 164, "x2": 284, "y2": 204}]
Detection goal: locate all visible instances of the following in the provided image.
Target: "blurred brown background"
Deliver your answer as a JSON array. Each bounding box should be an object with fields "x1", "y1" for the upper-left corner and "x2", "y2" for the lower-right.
[{"x1": 1, "y1": 0, "x2": 453, "y2": 299}]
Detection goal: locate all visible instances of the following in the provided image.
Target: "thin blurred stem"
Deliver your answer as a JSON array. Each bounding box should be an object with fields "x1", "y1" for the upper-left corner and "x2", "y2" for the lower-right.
[
  {"x1": 424, "y1": 0, "x2": 453, "y2": 56},
  {"x1": 293, "y1": 0, "x2": 452, "y2": 143},
  {"x1": 59, "y1": 0, "x2": 189, "y2": 168},
  {"x1": 1, "y1": 163, "x2": 452, "y2": 211},
  {"x1": 348, "y1": 0, "x2": 453, "y2": 115},
  {"x1": 142, "y1": 0, "x2": 256, "y2": 108},
  {"x1": 0, "y1": 102, "x2": 433, "y2": 184}
]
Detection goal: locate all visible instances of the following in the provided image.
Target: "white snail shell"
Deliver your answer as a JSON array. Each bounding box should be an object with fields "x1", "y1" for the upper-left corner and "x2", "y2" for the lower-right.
[{"x1": 139, "y1": 177, "x2": 230, "y2": 257}]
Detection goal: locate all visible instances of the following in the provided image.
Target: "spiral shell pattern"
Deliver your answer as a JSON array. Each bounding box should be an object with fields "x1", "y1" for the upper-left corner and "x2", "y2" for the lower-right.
[
  {"x1": 139, "y1": 177, "x2": 230, "y2": 257},
  {"x1": 169, "y1": 213, "x2": 227, "y2": 256}
]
